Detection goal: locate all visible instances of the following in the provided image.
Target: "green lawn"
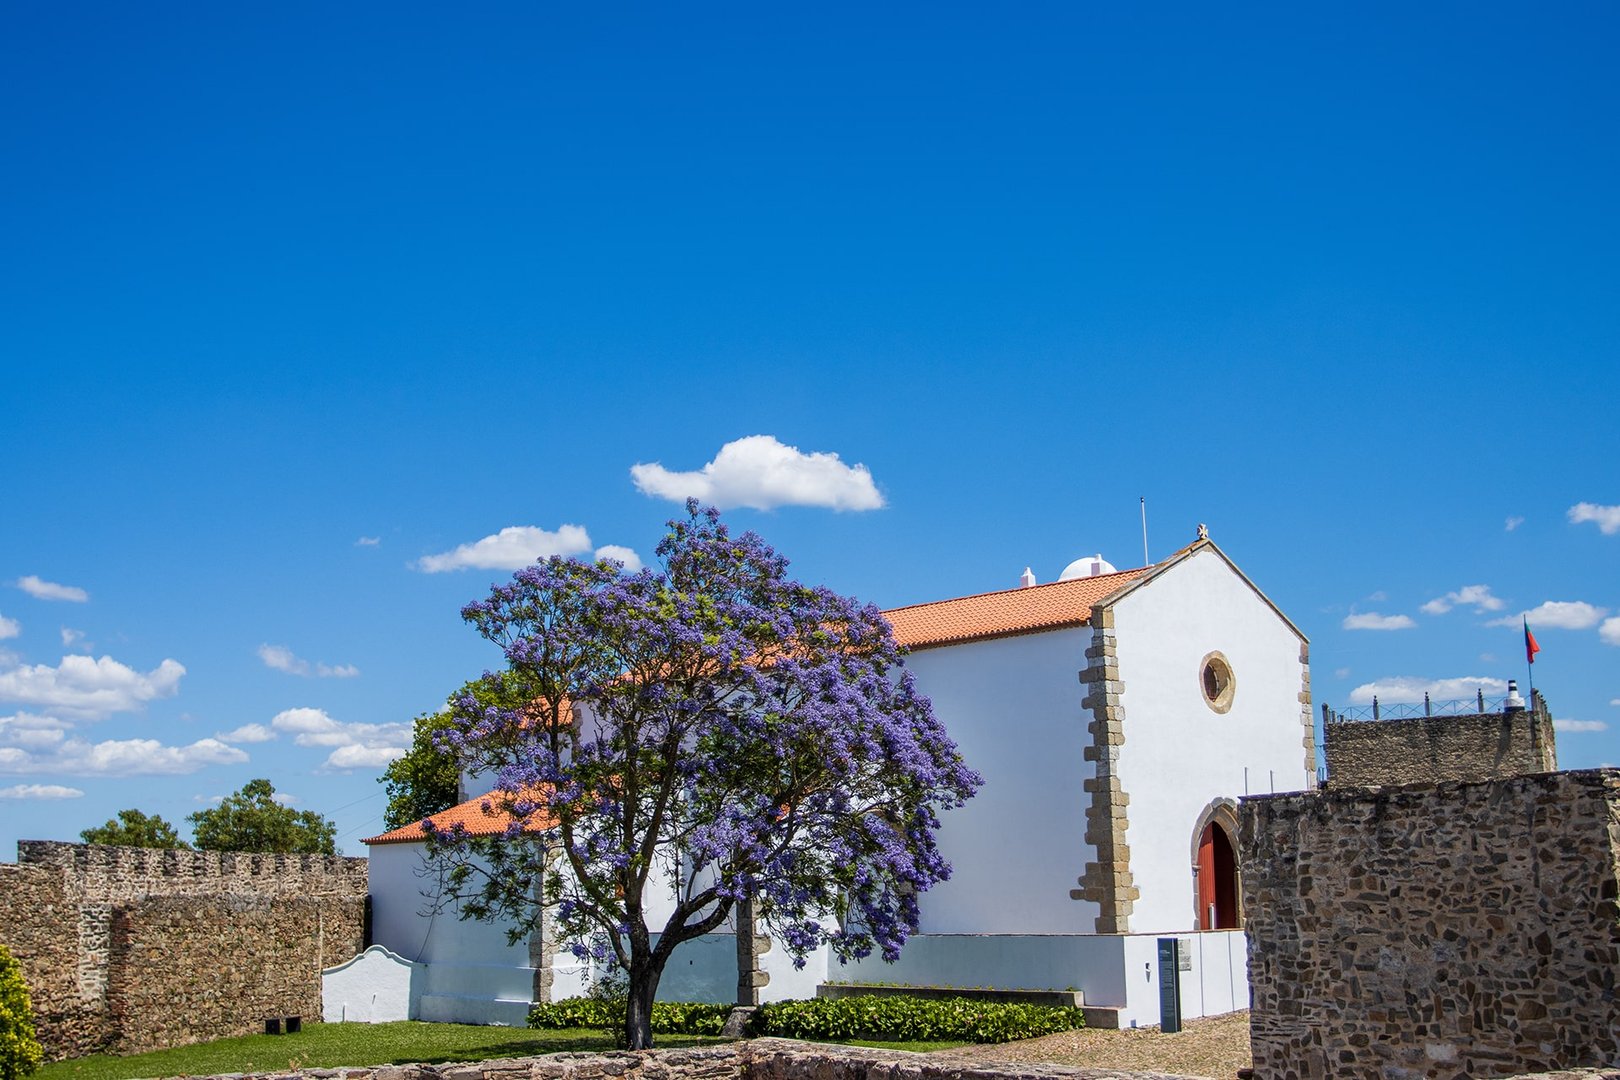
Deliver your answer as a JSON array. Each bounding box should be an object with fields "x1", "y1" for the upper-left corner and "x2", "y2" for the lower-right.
[{"x1": 36, "y1": 1023, "x2": 727, "y2": 1080}]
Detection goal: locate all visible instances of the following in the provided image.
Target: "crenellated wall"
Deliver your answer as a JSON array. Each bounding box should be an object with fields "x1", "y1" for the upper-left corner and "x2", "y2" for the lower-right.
[
  {"x1": 1323, "y1": 707, "x2": 1556, "y2": 790},
  {"x1": 0, "y1": 842, "x2": 367, "y2": 1060}
]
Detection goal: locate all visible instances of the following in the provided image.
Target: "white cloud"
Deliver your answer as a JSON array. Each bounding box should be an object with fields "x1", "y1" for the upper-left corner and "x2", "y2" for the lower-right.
[
  {"x1": 0, "y1": 614, "x2": 18, "y2": 640},
  {"x1": 0, "y1": 713, "x2": 69, "y2": 750},
  {"x1": 16, "y1": 575, "x2": 89, "y2": 603},
  {"x1": 1349, "y1": 676, "x2": 1508, "y2": 705},
  {"x1": 1554, "y1": 719, "x2": 1608, "y2": 733},
  {"x1": 256, "y1": 644, "x2": 360, "y2": 679},
  {"x1": 1343, "y1": 612, "x2": 1416, "y2": 631},
  {"x1": 1333, "y1": 667, "x2": 1351, "y2": 679},
  {"x1": 356, "y1": 536, "x2": 381, "y2": 547},
  {"x1": 0, "y1": 736, "x2": 247, "y2": 776},
  {"x1": 1611, "y1": 699, "x2": 1620, "y2": 707},
  {"x1": 0, "y1": 784, "x2": 84, "y2": 800},
  {"x1": 0, "y1": 655, "x2": 185, "y2": 721},
  {"x1": 1568, "y1": 502, "x2": 1620, "y2": 535},
  {"x1": 631, "y1": 435, "x2": 885, "y2": 512},
  {"x1": 325, "y1": 744, "x2": 406, "y2": 769},
  {"x1": 593, "y1": 545, "x2": 644, "y2": 573},
  {"x1": 1420, "y1": 585, "x2": 1505, "y2": 616},
  {"x1": 1505, "y1": 515, "x2": 1525, "y2": 532},
  {"x1": 1488, "y1": 601, "x2": 1608, "y2": 631},
  {"x1": 1601, "y1": 618, "x2": 1620, "y2": 647},
  {"x1": 61, "y1": 627, "x2": 88, "y2": 649},
  {"x1": 269, "y1": 707, "x2": 408, "y2": 771},
  {"x1": 216, "y1": 723, "x2": 276, "y2": 744},
  {"x1": 417, "y1": 524, "x2": 593, "y2": 573}
]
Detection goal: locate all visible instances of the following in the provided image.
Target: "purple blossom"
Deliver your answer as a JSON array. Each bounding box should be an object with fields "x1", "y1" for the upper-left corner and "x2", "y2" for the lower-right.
[{"x1": 421, "y1": 502, "x2": 980, "y2": 1047}]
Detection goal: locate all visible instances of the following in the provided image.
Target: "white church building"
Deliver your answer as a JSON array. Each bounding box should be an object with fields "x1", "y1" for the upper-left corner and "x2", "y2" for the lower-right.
[{"x1": 334, "y1": 529, "x2": 1314, "y2": 1029}]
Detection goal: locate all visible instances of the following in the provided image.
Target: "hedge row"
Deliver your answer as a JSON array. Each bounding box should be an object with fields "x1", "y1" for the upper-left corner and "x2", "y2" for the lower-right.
[
  {"x1": 759, "y1": 995, "x2": 1084, "y2": 1043},
  {"x1": 528, "y1": 994, "x2": 1084, "y2": 1044},
  {"x1": 527, "y1": 999, "x2": 732, "y2": 1035}
]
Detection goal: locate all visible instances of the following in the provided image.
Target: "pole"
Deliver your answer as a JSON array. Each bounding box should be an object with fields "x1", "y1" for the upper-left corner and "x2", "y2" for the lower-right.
[
  {"x1": 1524, "y1": 617, "x2": 1536, "y2": 703},
  {"x1": 1140, "y1": 497, "x2": 1149, "y2": 566}
]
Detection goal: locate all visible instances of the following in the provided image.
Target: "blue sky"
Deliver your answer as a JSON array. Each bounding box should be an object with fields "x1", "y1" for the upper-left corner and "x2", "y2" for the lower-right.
[{"x1": 2, "y1": 4, "x2": 1616, "y2": 855}]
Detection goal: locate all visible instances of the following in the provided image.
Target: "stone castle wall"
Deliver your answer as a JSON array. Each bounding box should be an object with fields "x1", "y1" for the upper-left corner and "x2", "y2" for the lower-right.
[
  {"x1": 1323, "y1": 708, "x2": 1556, "y2": 788},
  {"x1": 132, "y1": 1039, "x2": 1620, "y2": 1080},
  {"x1": 1240, "y1": 769, "x2": 1620, "y2": 1079},
  {"x1": 0, "y1": 842, "x2": 368, "y2": 1061},
  {"x1": 17, "y1": 839, "x2": 369, "y2": 900}
]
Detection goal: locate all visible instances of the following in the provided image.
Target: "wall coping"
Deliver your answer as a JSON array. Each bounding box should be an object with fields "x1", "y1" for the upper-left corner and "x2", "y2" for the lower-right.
[{"x1": 73, "y1": 1036, "x2": 1620, "y2": 1080}]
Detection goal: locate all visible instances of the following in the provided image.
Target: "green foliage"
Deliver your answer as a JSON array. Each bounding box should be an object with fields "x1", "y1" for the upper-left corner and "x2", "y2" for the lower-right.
[
  {"x1": 757, "y1": 995, "x2": 1085, "y2": 1043},
  {"x1": 0, "y1": 943, "x2": 44, "y2": 1080},
  {"x1": 187, "y1": 779, "x2": 337, "y2": 854},
  {"x1": 379, "y1": 710, "x2": 462, "y2": 831},
  {"x1": 79, "y1": 809, "x2": 190, "y2": 849},
  {"x1": 527, "y1": 998, "x2": 731, "y2": 1037},
  {"x1": 529, "y1": 994, "x2": 1082, "y2": 1044}
]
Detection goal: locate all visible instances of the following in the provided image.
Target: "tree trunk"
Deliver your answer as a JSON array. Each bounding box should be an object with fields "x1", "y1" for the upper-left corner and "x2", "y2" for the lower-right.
[
  {"x1": 624, "y1": 954, "x2": 662, "y2": 1050},
  {"x1": 735, "y1": 897, "x2": 758, "y2": 1007}
]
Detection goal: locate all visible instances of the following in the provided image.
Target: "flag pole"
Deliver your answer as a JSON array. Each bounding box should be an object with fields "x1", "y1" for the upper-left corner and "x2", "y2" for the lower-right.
[{"x1": 1523, "y1": 616, "x2": 1536, "y2": 706}]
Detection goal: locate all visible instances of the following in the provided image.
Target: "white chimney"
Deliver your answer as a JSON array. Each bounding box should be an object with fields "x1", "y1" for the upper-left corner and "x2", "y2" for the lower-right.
[
  {"x1": 1019, "y1": 567, "x2": 1037, "y2": 589},
  {"x1": 1504, "y1": 679, "x2": 1525, "y2": 714}
]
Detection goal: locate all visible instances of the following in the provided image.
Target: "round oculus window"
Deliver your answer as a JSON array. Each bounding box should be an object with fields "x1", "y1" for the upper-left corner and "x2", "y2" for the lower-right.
[{"x1": 1200, "y1": 651, "x2": 1235, "y2": 714}]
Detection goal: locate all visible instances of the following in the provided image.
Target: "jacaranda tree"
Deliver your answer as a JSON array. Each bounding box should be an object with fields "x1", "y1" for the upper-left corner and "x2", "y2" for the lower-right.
[{"x1": 426, "y1": 502, "x2": 980, "y2": 1049}]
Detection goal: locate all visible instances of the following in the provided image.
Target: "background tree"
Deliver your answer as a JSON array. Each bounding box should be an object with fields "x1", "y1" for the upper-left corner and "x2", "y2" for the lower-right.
[
  {"x1": 188, "y1": 778, "x2": 337, "y2": 854},
  {"x1": 79, "y1": 809, "x2": 190, "y2": 849},
  {"x1": 378, "y1": 676, "x2": 535, "y2": 831},
  {"x1": 379, "y1": 710, "x2": 462, "y2": 831},
  {"x1": 427, "y1": 503, "x2": 980, "y2": 1049},
  {"x1": 0, "y1": 942, "x2": 43, "y2": 1080}
]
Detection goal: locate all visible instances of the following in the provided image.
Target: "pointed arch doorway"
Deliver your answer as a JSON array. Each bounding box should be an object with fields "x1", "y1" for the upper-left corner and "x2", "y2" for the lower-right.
[{"x1": 1191, "y1": 800, "x2": 1241, "y2": 931}]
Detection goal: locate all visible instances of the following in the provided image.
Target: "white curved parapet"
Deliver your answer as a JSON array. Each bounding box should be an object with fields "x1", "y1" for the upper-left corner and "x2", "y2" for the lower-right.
[{"x1": 322, "y1": 945, "x2": 425, "y2": 1023}]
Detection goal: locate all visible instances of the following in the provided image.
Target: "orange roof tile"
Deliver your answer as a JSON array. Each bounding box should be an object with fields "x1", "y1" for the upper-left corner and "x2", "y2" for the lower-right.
[
  {"x1": 883, "y1": 566, "x2": 1150, "y2": 650},
  {"x1": 364, "y1": 789, "x2": 555, "y2": 846}
]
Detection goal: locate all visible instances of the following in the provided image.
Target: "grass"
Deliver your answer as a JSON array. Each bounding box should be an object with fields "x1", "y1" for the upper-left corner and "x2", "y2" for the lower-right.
[{"x1": 36, "y1": 1023, "x2": 727, "y2": 1080}]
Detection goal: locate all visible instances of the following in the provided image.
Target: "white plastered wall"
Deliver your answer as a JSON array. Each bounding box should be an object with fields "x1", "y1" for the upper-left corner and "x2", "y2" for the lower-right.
[
  {"x1": 1110, "y1": 547, "x2": 1311, "y2": 934},
  {"x1": 899, "y1": 627, "x2": 1099, "y2": 934}
]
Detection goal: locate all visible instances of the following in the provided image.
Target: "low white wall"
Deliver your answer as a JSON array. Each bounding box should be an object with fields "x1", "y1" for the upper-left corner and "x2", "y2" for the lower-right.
[
  {"x1": 322, "y1": 945, "x2": 423, "y2": 1023},
  {"x1": 836, "y1": 930, "x2": 1247, "y2": 1029},
  {"x1": 1117, "y1": 930, "x2": 1247, "y2": 1029}
]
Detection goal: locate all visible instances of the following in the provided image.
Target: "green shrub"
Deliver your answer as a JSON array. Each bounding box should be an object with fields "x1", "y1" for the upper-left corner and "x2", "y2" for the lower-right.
[
  {"x1": 0, "y1": 943, "x2": 44, "y2": 1080},
  {"x1": 757, "y1": 994, "x2": 1084, "y2": 1043},
  {"x1": 527, "y1": 998, "x2": 732, "y2": 1036},
  {"x1": 530, "y1": 993, "x2": 1081, "y2": 1044}
]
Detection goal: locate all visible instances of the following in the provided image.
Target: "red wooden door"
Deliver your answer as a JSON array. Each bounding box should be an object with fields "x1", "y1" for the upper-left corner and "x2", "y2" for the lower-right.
[{"x1": 1197, "y1": 822, "x2": 1238, "y2": 930}]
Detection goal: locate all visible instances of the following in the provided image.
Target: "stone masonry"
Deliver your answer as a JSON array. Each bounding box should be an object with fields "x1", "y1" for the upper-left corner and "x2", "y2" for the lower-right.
[
  {"x1": 140, "y1": 1039, "x2": 1620, "y2": 1080},
  {"x1": 0, "y1": 841, "x2": 368, "y2": 1060},
  {"x1": 1072, "y1": 605, "x2": 1137, "y2": 933},
  {"x1": 1323, "y1": 698, "x2": 1556, "y2": 790},
  {"x1": 1241, "y1": 769, "x2": 1620, "y2": 1079}
]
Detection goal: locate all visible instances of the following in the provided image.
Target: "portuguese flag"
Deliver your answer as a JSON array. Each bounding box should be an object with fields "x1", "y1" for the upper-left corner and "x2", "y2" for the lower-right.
[{"x1": 1524, "y1": 617, "x2": 1541, "y2": 665}]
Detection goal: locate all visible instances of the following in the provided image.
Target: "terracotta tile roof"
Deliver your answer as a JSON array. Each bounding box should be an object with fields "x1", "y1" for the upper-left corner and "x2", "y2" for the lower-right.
[
  {"x1": 363, "y1": 789, "x2": 555, "y2": 846},
  {"x1": 883, "y1": 566, "x2": 1151, "y2": 650}
]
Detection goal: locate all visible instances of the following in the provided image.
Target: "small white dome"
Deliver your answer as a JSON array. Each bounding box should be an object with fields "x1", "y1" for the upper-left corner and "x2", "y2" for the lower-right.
[{"x1": 1059, "y1": 553, "x2": 1117, "y2": 581}]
